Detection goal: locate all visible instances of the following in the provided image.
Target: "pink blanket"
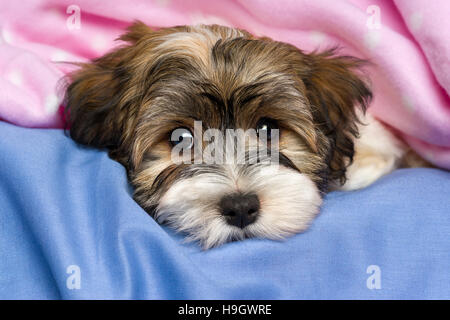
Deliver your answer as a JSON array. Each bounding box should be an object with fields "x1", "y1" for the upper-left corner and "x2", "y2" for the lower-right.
[{"x1": 0, "y1": 0, "x2": 449, "y2": 168}]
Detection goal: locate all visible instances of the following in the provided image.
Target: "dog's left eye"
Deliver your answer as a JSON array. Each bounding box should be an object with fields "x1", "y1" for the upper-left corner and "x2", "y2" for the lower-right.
[
  {"x1": 256, "y1": 118, "x2": 278, "y2": 140},
  {"x1": 170, "y1": 128, "x2": 194, "y2": 148}
]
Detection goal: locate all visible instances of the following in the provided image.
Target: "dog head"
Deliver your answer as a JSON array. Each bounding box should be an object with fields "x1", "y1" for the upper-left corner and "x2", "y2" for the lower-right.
[{"x1": 65, "y1": 22, "x2": 371, "y2": 248}]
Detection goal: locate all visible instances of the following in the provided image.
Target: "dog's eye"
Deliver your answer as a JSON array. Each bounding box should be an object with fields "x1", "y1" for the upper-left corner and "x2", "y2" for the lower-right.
[
  {"x1": 170, "y1": 128, "x2": 194, "y2": 148},
  {"x1": 256, "y1": 118, "x2": 278, "y2": 140}
]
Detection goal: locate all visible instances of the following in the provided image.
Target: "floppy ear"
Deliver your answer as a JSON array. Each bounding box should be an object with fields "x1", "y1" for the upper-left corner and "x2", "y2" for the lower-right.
[
  {"x1": 64, "y1": 21, "x2": 154, "y2": 158},
  {"x1": 301, "y1": 49, "x2": 372, "y2": 184},
  {"x1": 65, "y1": 60, "x2": 121, "y2": 149}
]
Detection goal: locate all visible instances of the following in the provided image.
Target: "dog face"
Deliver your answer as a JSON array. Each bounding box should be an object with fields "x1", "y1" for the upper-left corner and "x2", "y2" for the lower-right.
[{"x1": 65, "y1": 22, "x2": 371, "y2": 248}]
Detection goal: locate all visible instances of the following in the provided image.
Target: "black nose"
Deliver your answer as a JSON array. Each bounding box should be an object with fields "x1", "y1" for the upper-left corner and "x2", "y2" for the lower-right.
[{"x1": 219, "y1": 193, "x2": 260, "y2": 228}]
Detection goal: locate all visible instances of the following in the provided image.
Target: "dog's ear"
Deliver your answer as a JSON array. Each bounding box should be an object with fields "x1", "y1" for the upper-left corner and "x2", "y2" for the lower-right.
[
  {"x1": 301, "y1": 49, "x2": 372, "y2": 184},
  {"x1": 64, "y1": 21, "x2": 155, "y2": 159},
  {"x1": 65, "y1": 51, "x2": 132, "y2": 153}
]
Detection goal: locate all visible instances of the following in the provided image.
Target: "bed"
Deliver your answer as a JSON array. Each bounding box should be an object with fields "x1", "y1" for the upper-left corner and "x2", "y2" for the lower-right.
[{"x1": 1, "y1": 121, "x2": 449, "y2": 299}]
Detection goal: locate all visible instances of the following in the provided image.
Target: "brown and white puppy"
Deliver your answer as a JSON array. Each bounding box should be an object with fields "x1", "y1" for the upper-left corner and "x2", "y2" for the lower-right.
[{"x1": 65, "y1": 22, "x2": 422, "y2": 249}]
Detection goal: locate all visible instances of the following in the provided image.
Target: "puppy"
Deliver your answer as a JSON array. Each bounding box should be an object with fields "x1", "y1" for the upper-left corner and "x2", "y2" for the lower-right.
[{"x1": 65, "y1": 22, "x2": 426, "y2": 249}]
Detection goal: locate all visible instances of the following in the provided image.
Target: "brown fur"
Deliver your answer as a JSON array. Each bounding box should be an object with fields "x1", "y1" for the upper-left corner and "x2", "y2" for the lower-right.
[{"x1": 64, "y1": 22, "x2": 372, "y2": 214}]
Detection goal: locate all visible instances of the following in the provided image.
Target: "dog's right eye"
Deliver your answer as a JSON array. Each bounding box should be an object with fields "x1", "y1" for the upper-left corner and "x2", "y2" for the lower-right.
[
  {"x1": 256, "y1": 118, "x2": 278, "y2": 140},
  {"x1": 170, "y1": 128, "x2": 194, "y2": 148}
]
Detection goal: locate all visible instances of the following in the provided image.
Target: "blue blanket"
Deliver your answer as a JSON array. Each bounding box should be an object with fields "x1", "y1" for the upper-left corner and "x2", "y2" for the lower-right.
[{"x1": 0, "y1": 121, "x2": 449, "y2": 299}]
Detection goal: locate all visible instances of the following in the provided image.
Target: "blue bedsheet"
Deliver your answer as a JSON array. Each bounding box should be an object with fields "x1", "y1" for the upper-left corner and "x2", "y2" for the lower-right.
[{"x1": 0, "y1": 121, "x2": 449, "y2": 299}]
